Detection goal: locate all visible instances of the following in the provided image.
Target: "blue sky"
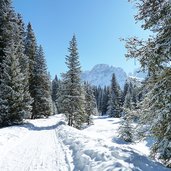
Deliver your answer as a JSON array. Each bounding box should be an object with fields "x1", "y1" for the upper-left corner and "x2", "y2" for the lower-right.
[{"x1": 13, "y1": 0, "x2": 150, "y2": 78}]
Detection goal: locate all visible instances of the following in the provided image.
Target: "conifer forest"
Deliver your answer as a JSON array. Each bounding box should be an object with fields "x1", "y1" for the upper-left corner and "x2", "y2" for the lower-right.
[{"x1": 0, "y1": 0, "x2": 171, "y2": 170}]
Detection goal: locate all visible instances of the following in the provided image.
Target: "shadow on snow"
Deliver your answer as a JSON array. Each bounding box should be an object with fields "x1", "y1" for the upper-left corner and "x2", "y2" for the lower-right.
[{"x1": 19, "y1": 121, "x2": 66, "y2": 131}]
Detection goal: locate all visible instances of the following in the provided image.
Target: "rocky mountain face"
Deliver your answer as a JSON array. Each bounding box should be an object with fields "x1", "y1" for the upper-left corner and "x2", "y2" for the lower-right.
[{"x1": 81, "y1": 64, "x2": 127, "y2": 89}]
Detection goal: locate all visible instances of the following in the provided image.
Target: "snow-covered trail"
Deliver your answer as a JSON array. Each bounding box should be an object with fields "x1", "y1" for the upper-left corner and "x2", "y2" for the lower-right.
[
  {"x1": 0, "y1": 115, "x2": 73, "y2": 171},
  {"x1": 0, "y1": 114, "x2": 170, "y2": 171},
  {"x1": 58, "y1": 116, "x2": 171, "y2": 171}
]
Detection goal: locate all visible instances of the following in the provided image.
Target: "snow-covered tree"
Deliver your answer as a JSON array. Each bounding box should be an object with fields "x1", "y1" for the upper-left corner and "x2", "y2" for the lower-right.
[
  {"x1": 4, "y1": 41, "x2": 26, "y2": 125},
  {"x1": 55, "y1": 78, "x2": 64, "y2": 114},
  {"x1": 16, "y1": 14, "x2": 33, "y2": 119},
  {"x1": 25, "y1": 22, "x2": 37, "y2": 114},
  {"x1": 52, "y1": 75, "x2": 59, "y2": 114},
  {"x1": 123, "y1": 82, "x2": 137, "y2": 110},
  {"x1": 107, "y1": 73, "x2": 122, "y2": 117},
  {"x1": 101, "y1": 86, "x2": 110, "y2": 115},
  {"x1": 0, "y1": 0, "x2": 26, "y2": 126},
  {"x1": 97, "y1": 86, "x2": 103, "y2": 114},
  {"x1": 31, "y1": 45, "x2": 52, "y2": 118},
  {"x1": 123, "y1": 90, "x2": 132, "y2": 110},
  {"x1": 84, "y1": 82, "x2": 97, "y2": 125},
  {"x1": 62, "y1": 35, "x2": 86, "y2": 128},
  {"x1": 126, "y1": 0, "x2": 171, "y2": 167},
  {"x1": 119, "y1": 117, "x2": 133, "y2": 142},
  {"x1": 121, "y1": 80, "x2": 129, "y2": 106}
]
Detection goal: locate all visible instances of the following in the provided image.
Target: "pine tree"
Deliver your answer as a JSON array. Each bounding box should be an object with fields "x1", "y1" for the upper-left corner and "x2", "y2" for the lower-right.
[
  {"x1": 121, "y1": 80, "x2": 129, "y2": 106},
  {"x1": 52, "y1": 75, "x2": 58, "y2": 101},
  {"x1": 131, "y1": 84, "x2": 138, "y2": 109},
  {"x1": 16, "y1": 14, "x2": 33, "y2": 119},
  {"x1": 31, "y1": 45, "x2": 52, "y2": 118},
  {"x1": 97, "y1": 86, "x2": 103, "y2": 114},
  {"x1": 126, "y1": 0, "x2": 171, "y2": 167},
  {"x1": 62, "y1": 35, "x2": 86, "y2": 129},
  {"x1": 25, "y1": 22, "x2": 37, "y2": 116},
  {"x1": 0, "y1": 0, "x2": 26, "y2": 126},
  {"x1": 123, "y1": 90, "x2": 132, "y2": 110},
  {"x1": 47, "y1": 72, "x2": 54, "y2": 115},
  {"x1": 101, "y1": 86, "x2": 110, "y2": 115},
  {"x1": 52, "y1": 75, "x2": 59, "y2": 113},
  {"x1": 0, "y1": 0, "x2": 12, "y2": 125},
  {"x1": 107, "y1": 73, "x2": 122, "y2": 117},
  {"x1": 84, "y1": 82, "x2": 97, "y2": 125},
  {"x1": 119, "y1": 117, "x2": 133, "y2": 143},
  {"x1": 4, "y1": 41, "x2": 25, "y2": 125},
  {"x1": 55, "y1": 78, "x2": 64, "y2": 114},
  {"x1": 92, "y1": 86, "x2": 98, "y2": 103}
]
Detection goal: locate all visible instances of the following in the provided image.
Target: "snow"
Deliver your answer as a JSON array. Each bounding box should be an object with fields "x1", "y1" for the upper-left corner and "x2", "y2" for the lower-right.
[
  {"x1": 0, "y1": 114, "x2": 170, "y2": 171},
  {"x1": 81, "y1": 64, "x2": 127, "y2": 89},
  {"x1": 81, "y1": 65, "x2": 147, "y2": 89},
  {"x1": 0, "y1": 115, "x2": 71, "y2": 171}
]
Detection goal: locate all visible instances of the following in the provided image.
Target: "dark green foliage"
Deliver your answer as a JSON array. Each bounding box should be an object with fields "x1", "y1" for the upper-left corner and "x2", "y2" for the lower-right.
[
  {"x1": 92, "y1": 85, "x2": 108, "y2": 115},
  {"x1": 97, "y1": 86, "x2": 103, "y2": 113},
  {"x1": 126, "y1": 0, "x2": 171, "y2": 167},
  {"x1": 123, "y1": 81, "x2": 138, "y2": 112},
  {"x1": 54, "y1": 79, "x2": 63, "y2": 114},
  {"x1": 25, "y1": 22, "x2": 37, "y2": 114},
  {"x1": 32, "y1": 46, "x2": 52, "y2": 118},
  {"x1": 52, "y1": 75, "x2": 60, "y2": 114},
  {"x1": 119, "y1": 118, "x2": 133, "y2": 142},
  {"x1": 0, "y1": 0, "x2": 53, "y2": 126},
  {"x1": 121, "y1": 80, "x2": 129, "y2": 106},
  {"x1": 84, "y1": 82, "x2": 97, "y2": 125},
  {"x1": 1, "y1": 41, "x2": 25, "y2": 125},
  {"x1": 52, "y1": 75, "x2": 58, "y2": 102},
  {"x1": 0, "y1": 0, "x2": 27, "y2": 126},
  {"x1": 16, "y1": 14, "x2": 33, "y2": 119},
  {"x1": 62, "y1": 35, "x2": 86, "y2": 129},
  {"x1": 107, "y1": 73, "x2": 122, "y2": 117},
  {"x1": 101, "y1": 86, "x2": 110, "y2": 115}
]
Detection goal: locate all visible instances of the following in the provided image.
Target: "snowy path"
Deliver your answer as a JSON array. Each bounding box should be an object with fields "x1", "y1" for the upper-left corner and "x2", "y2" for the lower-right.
[
  {"x1": 0, "y1": 115, "x2": 73, "y2": 171},
  {"x1": 0, "y1": 114, "x2": 170, "y2": 171}
]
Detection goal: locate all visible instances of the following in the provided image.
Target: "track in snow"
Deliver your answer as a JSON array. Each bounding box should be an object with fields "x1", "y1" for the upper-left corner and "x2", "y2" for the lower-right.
[
  {"x1": 0, "y1": 115, "x2": 170, "y2": 171},
  {"x1": 0, "y1": 116, "x2": 72, "y2": 171}
]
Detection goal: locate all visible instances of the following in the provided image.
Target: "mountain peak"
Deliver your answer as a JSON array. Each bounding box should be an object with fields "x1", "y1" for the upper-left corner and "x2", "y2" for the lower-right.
[
  {"x1": 92, "y1": 64, "x2": 111, "y2": 70},
  {"x1": 81, "y1": 64, "x2": 127, "y2": 89}
]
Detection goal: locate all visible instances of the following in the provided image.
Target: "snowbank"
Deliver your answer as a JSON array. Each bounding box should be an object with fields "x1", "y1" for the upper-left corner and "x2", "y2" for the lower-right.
[
  {"x1": 0, "y1": 114, "x2": 170, "y2": 171},
  {"x1": 57, "y1": 116, "x2": 170, "y2": 171}
]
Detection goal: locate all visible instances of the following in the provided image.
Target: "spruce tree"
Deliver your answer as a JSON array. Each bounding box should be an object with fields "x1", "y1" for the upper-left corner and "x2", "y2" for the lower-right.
[
  {"x1": 55, "y1": 78, "x2": 64, "y2": 114},
  {"x1": 0, "y1": 0, "x2": 12, "y2": 125},
  {"x1": 32, "y1": 45, "x2": 52, "y2": 118},
  {"x1": 52, "y1": 75, "x2": 59, "y2": 113},
  {"x1": 16, "y1": 14, "x2": 33, "y2": 119},
  {"x1": 123, "y1": 82, "x2": 136, "y2": 111},
  {"x1": 0, "y1": 0, "x2": 26, "y2": 126},
  {"x1": 92, "y1": 86, "x2": 98, "y2": 103},
  {"x1": 84, "y1": 82, "x2": 97, "y2": 125},
  {"x1": 97, "y1": 86, "x2": 103, "y2": 114},
  {"x1": 121, "y1": 80, "x2": 129, "y2": 106},
  {"x1": 126, "y1": 0, "x2": 171, "y2": 167},
  {"x1": 107, "y1": 73, "x2": 122, "y2": 117},
  {"x1": 123, "y1": 90, "x2": 132, "y2": 110},
  {"x1": 47, "y1": 72, "x2": 53, "y2": 115},
  {"x1": 4, "y1": 41, "x2": 25, "y2": 125},
  {"x1": 101, "y1": 86, "x2": 110, "y2": 115},
  {"x1": 62, "y1": 35, "x2": 86, "y2": 128},
  {"x1": 119, "y1": 117, "x2": 133, "y2": 143},
  {"x1": 25, "y1": 22, "x2": 37, "y2": 116}
]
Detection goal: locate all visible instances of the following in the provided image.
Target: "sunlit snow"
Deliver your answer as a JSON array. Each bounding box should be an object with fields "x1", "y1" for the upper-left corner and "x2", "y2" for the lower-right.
[{"x1": 0, "y1": 114, "x2": 170, "y2": 171}]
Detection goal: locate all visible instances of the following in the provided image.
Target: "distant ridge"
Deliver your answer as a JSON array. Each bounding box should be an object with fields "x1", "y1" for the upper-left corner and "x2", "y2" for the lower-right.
[{"x1": 81, "y1": 64, "x2": 127, "y2": 89}]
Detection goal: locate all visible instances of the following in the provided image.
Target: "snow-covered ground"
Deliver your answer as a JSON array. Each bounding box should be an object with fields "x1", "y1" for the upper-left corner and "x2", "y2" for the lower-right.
[{"x1": 0, "y1": 114, "x2": 170, "y2": 171}]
